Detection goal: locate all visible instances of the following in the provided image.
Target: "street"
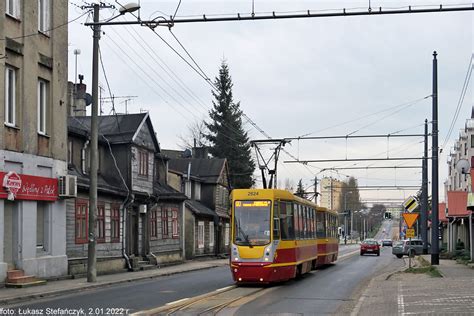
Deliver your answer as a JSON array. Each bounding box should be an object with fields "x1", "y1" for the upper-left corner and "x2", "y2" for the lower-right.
[{"x1": 4, "y1": 223, "x2": 404, "y2": 315}]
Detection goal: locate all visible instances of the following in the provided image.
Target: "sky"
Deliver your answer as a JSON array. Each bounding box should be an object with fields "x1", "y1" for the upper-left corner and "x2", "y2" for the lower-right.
[{"x1": 67, "y1": 0, "x2": 473, "y2": 206}]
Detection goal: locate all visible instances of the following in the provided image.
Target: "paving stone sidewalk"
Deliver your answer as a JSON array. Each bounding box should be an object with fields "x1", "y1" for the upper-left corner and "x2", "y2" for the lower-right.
[{"x1": 349, "y1": 256, "x2": 474, "y2": 315}]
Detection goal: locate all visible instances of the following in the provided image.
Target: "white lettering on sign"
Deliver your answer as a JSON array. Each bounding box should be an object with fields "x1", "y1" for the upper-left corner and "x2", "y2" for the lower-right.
[{"x1": 2, "y1": 171, "x2": 22, "y2": 200}]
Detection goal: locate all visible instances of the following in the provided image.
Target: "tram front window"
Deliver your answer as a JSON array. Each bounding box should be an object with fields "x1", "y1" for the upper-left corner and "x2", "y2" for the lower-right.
[{"x1": 234, "y1": 200, "x2": 271, "y2": 246}]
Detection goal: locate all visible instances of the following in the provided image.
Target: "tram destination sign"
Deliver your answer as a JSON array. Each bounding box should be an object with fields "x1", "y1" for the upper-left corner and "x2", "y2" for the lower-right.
[{"x1": 236, "y1": 201, "x2": 270, "y2": 207}]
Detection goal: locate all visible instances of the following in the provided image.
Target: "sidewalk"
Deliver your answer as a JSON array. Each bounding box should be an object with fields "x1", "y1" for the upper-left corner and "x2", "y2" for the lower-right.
[
  {"x1": 349, "y1": 256, "x2": 474, "y2": 315},
  {"x1": 0, "y1": 258, "x2": 229, "y2": 306}
]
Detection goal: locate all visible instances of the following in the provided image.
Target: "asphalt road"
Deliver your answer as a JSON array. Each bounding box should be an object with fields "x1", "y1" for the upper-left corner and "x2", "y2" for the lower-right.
[{"x1": 6, "y1": 221, "x2": 397, "y2": 315}]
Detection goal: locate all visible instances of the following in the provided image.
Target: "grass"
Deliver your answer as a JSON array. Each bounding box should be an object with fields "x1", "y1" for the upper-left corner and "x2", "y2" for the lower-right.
[{"x1": 404, "y1": 266, "x2": 443, "y2": 277}]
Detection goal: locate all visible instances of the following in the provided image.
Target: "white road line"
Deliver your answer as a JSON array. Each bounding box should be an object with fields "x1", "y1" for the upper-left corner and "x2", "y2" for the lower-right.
[
  {"x1": 215, "y1": 286, "x2": 234, "y2": 292},
  {"x1": 165, "y1": 297, "x2": 189, "y2": 306},
  {"x1": 398, "y1": 281, "x2": 405, "y2": 315}
]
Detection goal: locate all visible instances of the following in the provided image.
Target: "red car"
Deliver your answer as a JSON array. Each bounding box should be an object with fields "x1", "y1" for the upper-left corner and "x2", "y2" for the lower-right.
[{"x1": 360, "y1": 239, "x2": 380, "y2": 256}]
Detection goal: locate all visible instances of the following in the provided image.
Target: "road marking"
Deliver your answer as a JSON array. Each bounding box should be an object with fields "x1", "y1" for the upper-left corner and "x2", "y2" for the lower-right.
[
  {"x1": 397, "y1": 281, "x2": 405, "y2": 315},
  {"x1": 215, "y1": 286, "x2": 234, "y2": 292},
  {"x1": 165, "y1": 297, "x2": 189, "y2": 306}
]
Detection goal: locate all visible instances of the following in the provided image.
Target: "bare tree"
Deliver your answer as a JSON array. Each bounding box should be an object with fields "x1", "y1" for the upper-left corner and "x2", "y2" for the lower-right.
[{"x1": 178, "y1": 119, "x2": 209, "y2": 150}]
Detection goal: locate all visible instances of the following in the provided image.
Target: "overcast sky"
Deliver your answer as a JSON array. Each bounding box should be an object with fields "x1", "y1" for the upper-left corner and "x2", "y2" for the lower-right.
[{"x1": 67, "y1": 0, "x2": 473, "y2": 206}]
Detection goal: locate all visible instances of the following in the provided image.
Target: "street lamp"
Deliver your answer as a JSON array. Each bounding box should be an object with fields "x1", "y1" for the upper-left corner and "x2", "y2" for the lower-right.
[{"x1": 87, "y1": 2, "x2": 140, "y2": 283}]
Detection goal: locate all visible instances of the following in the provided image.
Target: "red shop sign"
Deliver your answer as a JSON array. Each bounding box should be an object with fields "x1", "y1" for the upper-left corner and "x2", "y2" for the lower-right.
[{"x1": 0, "y1": 171, "x2": 58, "y2": 201}]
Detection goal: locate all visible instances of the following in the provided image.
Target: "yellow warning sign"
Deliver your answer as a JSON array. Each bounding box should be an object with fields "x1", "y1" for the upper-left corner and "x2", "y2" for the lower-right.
[
  {"x1": 406, "y1": 228, "x2": 415, "y2": 238},
  {"x1": 402, "y1": 213, "x2": 419, "y2": 229}
]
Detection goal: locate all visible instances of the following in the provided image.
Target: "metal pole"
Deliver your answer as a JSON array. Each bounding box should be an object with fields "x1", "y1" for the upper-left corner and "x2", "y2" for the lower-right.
[
  {"x1": 422, "y1": 119, "x2": 428, "y2": 254},
  {"x1": 87, "y1": 4, "x2": 100, "y2": 282},
  {"x1": 431, "y1": 51, "x2": 440, "y2": 265}
]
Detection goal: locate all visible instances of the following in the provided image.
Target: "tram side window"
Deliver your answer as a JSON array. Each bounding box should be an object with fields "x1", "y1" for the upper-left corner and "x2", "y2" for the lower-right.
[
  {"x1": 279, "y1": 201, "x2": 294, "y2": 240},
  {"x1": 273, "y1": 201, "x2": 281, "y2": 240},
  {"x1": 293, "y1": 204, "x2": 299, "y2": 240},
  {"x1": 310, "y1": 208, "x2": 315, "y2": 238},
  {"x1": 316, "y1": 211, "x2": 326, "y2": 238},
  {"x1": 331, "y1": 214, "x2": 336, "y2": 237}
]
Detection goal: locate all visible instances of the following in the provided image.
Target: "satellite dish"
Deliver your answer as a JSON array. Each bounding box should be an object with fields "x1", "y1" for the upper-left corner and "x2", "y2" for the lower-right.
[
  {"x1": 183, "y1": 149, "x2": 192, "y2": 158},
  {"x1": 455, "y1": 159, "x2": 470, "y2": 174}
]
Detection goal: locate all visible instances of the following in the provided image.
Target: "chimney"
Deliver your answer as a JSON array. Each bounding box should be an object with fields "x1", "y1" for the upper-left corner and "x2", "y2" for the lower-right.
[
  {"x1": 67, "y1": 75, "x2": 88, "y2": 117},
  {"x1": 192, "y1": 146, "x2": 209, "y2": 159}
]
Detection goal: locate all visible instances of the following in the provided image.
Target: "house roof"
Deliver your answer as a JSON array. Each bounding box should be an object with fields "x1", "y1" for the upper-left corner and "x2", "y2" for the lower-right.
[
  {"x1": 69, "y1": 165, "x2": 128, "y2": 197},
  {"x1": 154, "y1": 182, "x2": 187, "y2": 201},
  {"x1": 168, "y1": 158, "x2": 226, "y2": 184},
  {"x1": 186, "y1": 200, "x2": 218, "y2": 218},
  {"x1": 68, "y1": 113, "x2": 160, "y2": 151},
  {"x1": 447, "y1": 191, "x2": 470, "y2": 217}
]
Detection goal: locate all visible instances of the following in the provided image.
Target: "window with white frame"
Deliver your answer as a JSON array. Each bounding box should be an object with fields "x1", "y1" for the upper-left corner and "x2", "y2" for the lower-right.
[
  {"x1": 5, "y1": 66, "x2": 16, "y2": 126},
  {"x1": 198, "y1": 221, "x2": 204, "y2": 249},
  {"x1": 224, "y1": 223, "x2": 230, "y2": 246},
  {"x1": 38, "y1": 0, "x2": 50, "y2": 34},
  {"x1": 6, "y1": 0, "x2": 20, "y2": 19},
  {"x1": 38, "y1": 79, "x2": 48, "y2": 134},
  {"x1": 209, "y1": 221, "x2": 214, "y2": 247}
]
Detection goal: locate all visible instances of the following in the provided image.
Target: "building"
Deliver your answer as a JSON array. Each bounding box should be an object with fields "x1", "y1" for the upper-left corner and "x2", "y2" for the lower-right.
[
  {"x1": 166, "y1": 148, "x2": 231, "y2": 258},
  {"x1": 0, "y1": 1, "x2": 69, "y2": 283},
  {"x1": 320, "y1": 177, "x2": 343, "y2": 211},
  {"x1": 444, "y1": 117, "x2": 474, "y2": 261},
  {"x1": 67, "y1": 107, "x2": 186, "y2": 274}
]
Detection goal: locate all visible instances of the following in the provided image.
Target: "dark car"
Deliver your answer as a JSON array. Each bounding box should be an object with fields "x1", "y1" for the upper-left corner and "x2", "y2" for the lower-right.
[
  {"x1": 360, "y1": 239, "x2": 380, "y2": 256},
  {"x1": 382, "y1": 239, "x2": 393, "y2": 247}
]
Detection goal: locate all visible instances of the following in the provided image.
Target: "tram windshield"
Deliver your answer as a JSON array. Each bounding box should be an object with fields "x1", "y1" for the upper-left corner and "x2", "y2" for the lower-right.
[{"x1": 234, "y1": 200, "x2": 271, "y2": 246}]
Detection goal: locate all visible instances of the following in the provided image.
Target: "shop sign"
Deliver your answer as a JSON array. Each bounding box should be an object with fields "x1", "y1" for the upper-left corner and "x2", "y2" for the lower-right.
[{"x1": 0, "y1": 171, "x2": 58, "y2": 201}]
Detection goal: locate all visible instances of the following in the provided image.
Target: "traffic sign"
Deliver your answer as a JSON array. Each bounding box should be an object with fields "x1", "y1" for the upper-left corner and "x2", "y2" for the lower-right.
[
  {"x1": 403, "y1": 196, "x2": 419, "y2": 212},
  {"x1": 406, "y1": 228, "x2": 415, "y2": 238},
  {"x1": 402, "y1": 213, "x2": 419, "y2": 229}
]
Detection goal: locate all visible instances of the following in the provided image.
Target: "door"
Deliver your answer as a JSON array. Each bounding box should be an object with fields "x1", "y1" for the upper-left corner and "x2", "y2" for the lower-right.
[
  {"x1": 127, "y1": 208, "x2": 139, "y2": 256},
  {"x1": 3, "y1": 201, "x2": 15, "y2": 269}
]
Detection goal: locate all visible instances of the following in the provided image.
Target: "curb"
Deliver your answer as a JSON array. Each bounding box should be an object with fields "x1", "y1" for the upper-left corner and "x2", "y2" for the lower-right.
[{"x1": 0, "y1": 262, "x2": 229, "y2": 306}]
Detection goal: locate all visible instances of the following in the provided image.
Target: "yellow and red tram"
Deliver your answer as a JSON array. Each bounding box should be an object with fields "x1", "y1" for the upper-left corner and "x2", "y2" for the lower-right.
[{"x1": 230, "y1": 189, "x2": 339, "y2": 284}]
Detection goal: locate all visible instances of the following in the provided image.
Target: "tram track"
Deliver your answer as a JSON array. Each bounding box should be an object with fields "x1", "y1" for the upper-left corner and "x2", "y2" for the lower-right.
[{"x1": 135, "y1": 247, "x2": 360, "y2": 315}]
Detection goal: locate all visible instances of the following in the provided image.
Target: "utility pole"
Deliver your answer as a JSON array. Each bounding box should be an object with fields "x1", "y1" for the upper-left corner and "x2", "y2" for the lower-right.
[
  {"x1": 431, "y1": 51, "x2": 440, "y2": 265},
  {"x1": 88, "y1": 3, "x2": 100, "y2": 283},
  {"x1": 422, "y1": 119, "x2": 429, "y2": 254}
]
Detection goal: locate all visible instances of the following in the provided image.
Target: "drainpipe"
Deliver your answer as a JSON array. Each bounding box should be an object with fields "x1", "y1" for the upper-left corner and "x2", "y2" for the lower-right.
[
  {"x1": 181, "y1": 200, "x2": 186, "y2": 260},
  {"x1": 470, "y1": 212, "x2": 473, "y2": 261},
  {"x1": 82, "y1": 140, "x2": 89, "y2": 173}
]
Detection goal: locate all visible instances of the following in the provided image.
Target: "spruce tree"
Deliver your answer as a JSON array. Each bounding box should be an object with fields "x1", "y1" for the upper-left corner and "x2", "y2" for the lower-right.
[
  {"x1": 295, "y1": 179, "x2": 306, "y2": 197},
  {"x1": 205, "y1": 61, "x2": 255, "y2": 189}
]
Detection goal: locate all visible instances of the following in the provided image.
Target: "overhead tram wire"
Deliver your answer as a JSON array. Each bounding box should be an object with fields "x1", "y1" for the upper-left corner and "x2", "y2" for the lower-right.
[
  {"x1": 441, "y1": 54, "x2": 474, "y2": 151},
  {"x1": 98, "y1": 46, "x2": 121, "y2": 133},
  {"x1": 296, "y1": 95, "x2": 430, "y2": 138}
]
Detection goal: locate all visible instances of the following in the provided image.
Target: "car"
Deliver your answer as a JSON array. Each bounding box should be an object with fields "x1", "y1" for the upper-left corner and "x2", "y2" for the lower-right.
[
  {"x1": 360, "y1": 239, "x2": 380, "y2": 256},
  {"x1": 382, "y1": 239, "x2": 393, "y2": 247},
  {"x1": 392, "y1": 239, "x2": 429, "y2": 258}
]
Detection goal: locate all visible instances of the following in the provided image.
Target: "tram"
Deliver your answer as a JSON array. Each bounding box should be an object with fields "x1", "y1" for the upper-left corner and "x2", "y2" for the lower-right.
[{"x1": 230, "y1": 189, "x2": 339, "y2": 284}]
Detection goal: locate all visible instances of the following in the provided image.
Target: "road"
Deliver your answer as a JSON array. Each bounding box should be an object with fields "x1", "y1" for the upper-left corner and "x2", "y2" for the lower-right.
[{"x1": 7, "y1": 221, "x2": 399, "y2": 315}]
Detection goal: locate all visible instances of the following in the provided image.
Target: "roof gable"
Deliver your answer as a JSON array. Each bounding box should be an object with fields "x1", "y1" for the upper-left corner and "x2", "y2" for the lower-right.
[{"x1": 168, "y1": 158, "x2": 227, "y2": 184}]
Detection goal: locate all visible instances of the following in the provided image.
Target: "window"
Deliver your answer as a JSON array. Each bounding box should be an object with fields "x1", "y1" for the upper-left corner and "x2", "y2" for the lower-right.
[
  {"x1": 150, "y1": 207, "x2": 158, "y2": 239},
  {"x1": 6, "y1": 0, "x2": 20, "y2": 18},
  {"x1": 316, "y1": 211, "x2": 326, "y2": 238},
  {"x1": 279, "y1": 201, "x2": 294, "y2": 240},
  {"x1": 224, "y1": 223, "x2": 230, "y2": 246},
  {"x1": 161, "y1": 207, "x2": 168, "y2": 238},
  {"x1": 138, "y1": 150, "x2": 149, "y2": 176},
  {"x1": 111, "y1": 204, "x2": 120, "y2": 242},
  {"x1": 194, "y1": 182, "x2": 201, "y2": 200},
  {"x1": 172, "y1": 208, "x2": 179, "y2": 238},
  {"x1": 471, "y1": 135, "x2": 474, "y2": 148},
  {"x1": 96, "y1": 204, "x2": 105, "y2": 243},
  {"x1": 209, "y1": 221, "x2": 214, "y2": 247},
  {"x1": 198, "y1": 221, "x2": 204, "y2": 249},
  {"x1": 38, "y1": 0, "x2": 50, "y2": 34},
  {"x1": 36, "y1": 202, "x2": 50, "y2": 253},
  {"x1": 75, "y1": 200, "x2": 88, "y2": 244},
  {"x1": 5, "y1": 66, "x2": 16, "y2": 126},
  {"x1": 37, "y1": 79, "x2": 48, "y2": 134}
]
